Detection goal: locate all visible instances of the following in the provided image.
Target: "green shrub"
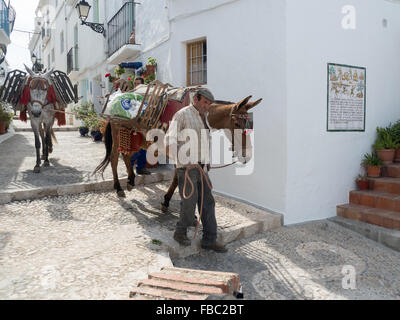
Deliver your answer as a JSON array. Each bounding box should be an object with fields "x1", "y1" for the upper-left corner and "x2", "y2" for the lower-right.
[
  {"x1": 0, "y1": 103, "x2": 13, "y2": 124},
  {"x1": 147, "y1": 57, "x2": 157, "y2": 66},
  {"x1": 362, "y1": 152, "x2": 383, "y2": 167},
  {"x1": 72, "y1": 101, "x2": 100, "y2": 129},
  {"x1": 114, "y1": 65, "x2": 126, "y2": 77},
  {"x1": 373, "y1": 126, "x2": 399, "y2": 150},
  {"x1": 389, "y1": 120, "x2": 400, "y2": 145}
]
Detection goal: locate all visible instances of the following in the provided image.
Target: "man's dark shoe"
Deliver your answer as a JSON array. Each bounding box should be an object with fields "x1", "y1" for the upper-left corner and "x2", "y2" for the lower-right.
[
  {"x1": 136, "y1": 168, "x2": 151, "y2": 175},
  {"x1": 173, "y1": 233, "x2": 191, "y2": 247},
  {"x1": 201, "y1": 243, "x2": 228, "y2": 253}
]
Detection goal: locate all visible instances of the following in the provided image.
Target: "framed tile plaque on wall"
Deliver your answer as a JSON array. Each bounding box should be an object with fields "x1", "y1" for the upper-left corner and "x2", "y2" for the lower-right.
[{"x1": 327, "y1": 63, "x2": 366, "y2": 132}]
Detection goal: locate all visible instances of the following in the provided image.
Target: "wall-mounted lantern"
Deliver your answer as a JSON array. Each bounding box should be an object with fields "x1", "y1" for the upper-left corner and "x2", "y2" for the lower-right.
[{"x1": 76, "y1": 0, "x2": 105, "y2": 36}]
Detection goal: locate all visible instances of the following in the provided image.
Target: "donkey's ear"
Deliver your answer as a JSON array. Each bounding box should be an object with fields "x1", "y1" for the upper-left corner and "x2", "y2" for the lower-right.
[
  {"x1": 43, "y1": 68, "x2": 54, "y2": 79},
  {"x1": 246, "y1": 98, "x2": 262, "y2": 111},
  {"x1": 24, "y1": 64, "x2": 35, "y2": 77},
  {"x1": 234, "y1": 96, "x2": 252, "y2": 112}
]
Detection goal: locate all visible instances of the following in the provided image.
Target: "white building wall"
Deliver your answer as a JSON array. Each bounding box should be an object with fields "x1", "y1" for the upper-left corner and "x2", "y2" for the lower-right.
[
  {"x1": 156, "y1": 0, "x2": 288, "y2": 215},
  {"x1": 285, "y1": 0, "x2": 400, "y2": 224}
]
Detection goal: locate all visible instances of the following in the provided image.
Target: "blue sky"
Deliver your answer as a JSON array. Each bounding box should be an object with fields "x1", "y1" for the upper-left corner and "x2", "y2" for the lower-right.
[{"x1": 7, "y1": 0, "x2": 40, "y2": 70}]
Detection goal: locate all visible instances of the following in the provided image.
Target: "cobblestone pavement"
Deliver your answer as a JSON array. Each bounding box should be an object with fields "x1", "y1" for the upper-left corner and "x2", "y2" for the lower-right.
[
  {"x1": 0, "y1": 182, "x2": 277, "y2": 300},
  {"x1": 174, "y1": 220, "x2": 400, "y2": 300},
  {"x1": 0, "y1": 130, "x2": 168, "y2": 192}
]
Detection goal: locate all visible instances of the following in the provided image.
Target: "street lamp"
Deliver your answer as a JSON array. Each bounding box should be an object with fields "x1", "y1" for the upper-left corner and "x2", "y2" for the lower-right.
[
  {"x1": 75, "y1": 0, "x2": 105, "y2": 36},
  {"x1": 31, "y1": 53, "x2": 43, "y2": 73},
  {"x1": 31, "y1": 53, "x2": 37, "y2": 65}
]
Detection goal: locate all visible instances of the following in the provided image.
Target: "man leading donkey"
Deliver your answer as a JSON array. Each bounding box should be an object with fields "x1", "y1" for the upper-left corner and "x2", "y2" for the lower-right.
[{"x1": 165, "y1": 88, "x2": 227, "y2": 253}]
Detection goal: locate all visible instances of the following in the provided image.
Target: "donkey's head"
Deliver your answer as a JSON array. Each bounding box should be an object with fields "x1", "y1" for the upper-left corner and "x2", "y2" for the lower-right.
[
  {"x1": 24, "y1": 64, "x2": 54, "y2": 118},
  {"x1": 207, "y1": 96, "x2": 262, "y2": 163}
]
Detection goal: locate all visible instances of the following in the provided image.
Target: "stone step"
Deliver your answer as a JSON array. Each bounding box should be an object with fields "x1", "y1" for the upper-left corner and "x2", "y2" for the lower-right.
[
  {"x1": 129, "y1": 267, "x2": 241, "y2": 300},
  {"x1": 329, "y1": 216, "x2": 400, "y2": 253},
  {"x1": 138, "y1": 278, "x2": 225, "y2": 295},
  {"x1": 130, "y1": 286, "x2": 209, "y2": 300},
  {"x1": 350, "y1": 190, "x2": 400, "y2": 212},
  {"x1": 149, "y1": 272, "x2": 230, "y2": 293},
  {"x1": 337, "y1": 203, "x2": 400, "y2": 230},
  {"x1": 381, "y1": 163, "x2": 400, "y2": 178},
  {"x1": 368, "y1": 177, "x2": 400, "y2": 195},
  {"x1": 161, "y1": 267, "x2": 241, "y2": 293}
]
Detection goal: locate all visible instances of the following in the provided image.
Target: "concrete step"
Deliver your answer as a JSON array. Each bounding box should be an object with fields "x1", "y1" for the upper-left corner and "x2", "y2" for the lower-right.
[
  {"x1": 368, "y1": 177, "x2": 400, "y2": 195},
  {"x1": 329, "y1": 216, "x2": 400, "y2": 252},
  {"x1": 138, "y1": 278, "x2": 225, "y2": 295},
  {"x1": 129, "y1": 267, "x2": 241, "y2": 300},
  {"x1": 148, "y1": 272, "x2": 230, "y2": 293},
  {"x1": 381, "y1": 163, "x2": 400, "y2": 178},
  {"x1": 350, "y1": 190, "x2": 400, "y2": 212},
  {"x1": 130, "y1": 286, "x2": 209, "y2": 300},
  {"x1": 337, "y1": 203, "x2": 400, "y2": 230}
]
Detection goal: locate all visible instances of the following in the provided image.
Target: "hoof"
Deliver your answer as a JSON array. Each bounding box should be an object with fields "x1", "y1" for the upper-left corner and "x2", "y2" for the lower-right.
[
  {"x1": 43, "y1": 161, "x2": 50, "y2": 167},
  {"x1": 127, "y1": 183, "x2": 134, "y2": 191},
  {"x1": 49, "y1": 147, "x2": 53, "y2": 154},
  {"x1": 33, "y1": 166, "x2": 40, "y2": 173},
  {"x1": 161, "y1": 203, "x2": 169, "y2": 213},
  {"x1": 117, "y1": 190, "x2": 126, "y2": 198}
]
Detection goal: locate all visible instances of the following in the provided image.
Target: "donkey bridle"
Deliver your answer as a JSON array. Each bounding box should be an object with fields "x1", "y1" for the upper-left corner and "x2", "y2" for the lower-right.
[{"x1": 29, "y1": 77, "x2": 50, "y2": 107}]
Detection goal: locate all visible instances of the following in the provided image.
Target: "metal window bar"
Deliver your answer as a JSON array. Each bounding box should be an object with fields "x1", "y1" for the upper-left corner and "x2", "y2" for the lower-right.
[
  {"x1": 67, "y1": 48, "x2": 73, "y2": 74},
  {"x1": 188, "y1": 41, "x2": 207, "y2": 85},
  {"x1": 107, "y1": 1, "x2": 135, "y2": 57},
  {"x1": 0, "y1": 0, "x2": 9, "y2": 36}
]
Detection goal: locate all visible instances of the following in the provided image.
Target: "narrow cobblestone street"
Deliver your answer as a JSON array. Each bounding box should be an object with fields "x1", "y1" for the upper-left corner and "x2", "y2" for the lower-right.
[
  {"x1": 174, "y1": 220, "x2": 400, "y2": 300},
  {"x1": 1, "y1": 128, "x2": 400, "y2": 300}
]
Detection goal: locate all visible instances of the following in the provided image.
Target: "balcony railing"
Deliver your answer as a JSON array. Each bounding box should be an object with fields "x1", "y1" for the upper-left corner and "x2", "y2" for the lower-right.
[
  {"x1": 107, "y1": 1, "x2": 136, "y2": 57},
  {"x1": 42, "y1": 27, "x2": 51, "y2": 40},
  {"x1": 67, "y1": 47, "x2": 79, "y2": 75},
  {"x1": 0, "y1": 0, "x2": 14, "y2": 37}
]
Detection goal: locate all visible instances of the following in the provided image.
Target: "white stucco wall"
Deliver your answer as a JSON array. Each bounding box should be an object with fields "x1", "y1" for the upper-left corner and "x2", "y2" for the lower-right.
[
  {"x1": 285, "y1": 0, "x2": 400, "y2": 224},
  {"x1": 162, "y1": 0, "x2": 288, "y2": 215}
]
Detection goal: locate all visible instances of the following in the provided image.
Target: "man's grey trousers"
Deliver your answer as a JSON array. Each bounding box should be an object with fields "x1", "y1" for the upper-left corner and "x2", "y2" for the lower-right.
[{"x1": 176, "y1": 167, "x2": 217, "y2": 245}]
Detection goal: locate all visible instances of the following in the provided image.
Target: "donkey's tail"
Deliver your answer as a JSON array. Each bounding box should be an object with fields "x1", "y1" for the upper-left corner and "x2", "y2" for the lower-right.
[{"x1": 93, "y1": 121, "x2": 112, "y2": 176}]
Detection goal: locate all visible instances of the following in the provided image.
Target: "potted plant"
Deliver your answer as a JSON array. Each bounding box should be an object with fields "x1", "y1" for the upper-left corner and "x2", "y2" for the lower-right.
[
  {"x1": 362, "y1": 152, "x2": 383, "y2": 178},
  {"x1": 114, "y1": 65, "x2": 126, "y2": 78},
  {"x1": 86, "y1": 114, "x2": 103, "y2": 142},
  {"x1": 389, "y1": 120, "x2": 400, "y2": 162},
  {"x1": 144, "y1": 56, "x2": 157, "y2": 77},
  {"x1": 373, "y1": 126, "x2": 398, "y2": 164},
  {"x1": 356, "y1": 174, "x2": 369, "y2": 190},
  {"x1": 0, "y1": 103, "x2": 13, "y2": 135},
  {"x1": 144, "y1": 72, "x2": 155, "y2": 85},
  {"x1": 73, "y1": 101, "x2": 95, "y2": 137}
]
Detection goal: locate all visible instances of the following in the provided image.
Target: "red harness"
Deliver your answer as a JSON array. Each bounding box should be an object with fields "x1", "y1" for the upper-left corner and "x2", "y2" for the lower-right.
[{"x1": 18, "y1": 77, "x2": 65, "y2": 126}]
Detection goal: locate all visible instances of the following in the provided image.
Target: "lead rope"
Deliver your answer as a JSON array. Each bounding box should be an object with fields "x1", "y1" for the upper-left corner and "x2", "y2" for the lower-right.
[{"x1": 182, "y1": 164, "x2": 213, "y2": 239}]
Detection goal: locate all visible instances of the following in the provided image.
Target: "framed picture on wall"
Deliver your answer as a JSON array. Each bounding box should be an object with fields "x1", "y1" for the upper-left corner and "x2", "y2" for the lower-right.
[{"x1": 327, "y1": 63, "x2": 366, "y2": 132}]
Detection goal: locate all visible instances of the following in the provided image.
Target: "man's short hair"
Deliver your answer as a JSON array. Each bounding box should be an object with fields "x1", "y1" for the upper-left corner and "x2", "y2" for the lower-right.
[{"x1": 135, "y1": 77, "x2": 145, "y2": 84}]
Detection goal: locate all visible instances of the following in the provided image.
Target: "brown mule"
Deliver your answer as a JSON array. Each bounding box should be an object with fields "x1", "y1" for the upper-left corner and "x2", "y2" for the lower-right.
[{"x1": 160, "y1": 97, "x2": 262, "y2": 212}]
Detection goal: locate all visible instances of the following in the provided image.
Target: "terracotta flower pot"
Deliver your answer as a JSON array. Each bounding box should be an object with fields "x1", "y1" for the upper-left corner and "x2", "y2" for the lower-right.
[
  {"x1": 395, "y1": 148, "x2": 400, "y2": 162},
  {"x1": 357, "y1": 179, "x2": 369, "y2": 190},
  {"x1": 367, "y1": 166, "x2": 381, "y2": 178},
  {"x1": 146, "y1": 65, "x2": 156, "y2": 74},
  {"x1": 0, "y1": 121, "x2": 6, "y2": 134},
  {"x1": 376, "y1": 149, "x2": 395, "y2": 164}
]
